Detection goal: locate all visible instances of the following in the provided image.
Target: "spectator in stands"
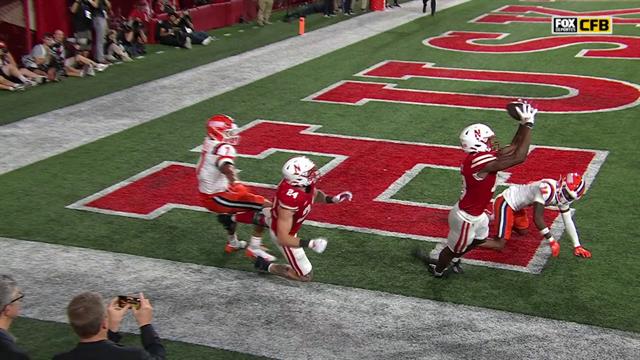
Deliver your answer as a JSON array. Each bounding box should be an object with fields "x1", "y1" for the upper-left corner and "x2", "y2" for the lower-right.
[
  {"x1": 423, "y1": 0, "x2": 435, "y2": 15},
  {"x1": 22, "y1": 33, "x2": 59, "y2": 82},
  {"x1": 90, "y1": 0, "x2": 112, "y2": 63},
  {"x1": 53, "y1": 30, "x2": 85, "y2": 78},
  {"x1": 153, "y1": 0, "x2": 179, "y2": 14},
  {"x1": 128, "y1": 0, "x2": 154, "y2": 23},
  {"x1": 0, "y1": 274, "x2": 29, "y2": 359},
  {"x1": 0, "y1": 76, "x2": 25, "y2": 91},
  {"x1": 1, "y1": 41, "x2": 45, "y2": 87},
  {"x1": 70, "y1": 0, "x2": 94, "y2": 53},
  {"x1": 323, "y1": 0, "x2": 336, "y2": 17},
  {"x1": 167, "y1": 9, "x2": 213, "y2": 46},
  {"x1": 257, "y1": 0, "x2": 274, "y2": 26},
  {"x1": 342, "y1": 0, "x2": 353, "y2": 15},
  {"x1": 53, "y1": 292, "x2": 165, "y2": 360},
  {"x1": 105, "y1": 30, "x2": 133, "y2": 62},
  {"x1": 157, "y1": 15, "x2": 191, "y2": 49},
  {"x1": 360, "y1": 0, "x2": 369, "y2": 12},
  {"x1": 119, "y1": 20, "x2": 147, "y2": 57}
]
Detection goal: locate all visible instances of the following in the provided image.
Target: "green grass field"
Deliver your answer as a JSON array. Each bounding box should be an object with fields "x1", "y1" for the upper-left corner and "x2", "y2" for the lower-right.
[{"x1": 2, "y1": 0, "x2": 640, "y2": 357}]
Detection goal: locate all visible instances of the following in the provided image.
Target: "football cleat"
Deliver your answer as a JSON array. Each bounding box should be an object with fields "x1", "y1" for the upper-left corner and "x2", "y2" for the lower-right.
[
  {"x1": 549, "y1": 239, "x2": 560, "y2": 257},
  {"x1": 573, "y1": 246, "x2": 592, "y2": 258},
  {"x1": 246, "y1": 246, "x2": 276, "y2": 262},
  {"x1": 413, "y1": 248, "x2": 447, "y2": 278},
  {"x1": 450, "y1": 259, "x2": 464, "y2": 274},
  {"x1": 225, "y1": 240, "x2": 247, "y2": 254}
]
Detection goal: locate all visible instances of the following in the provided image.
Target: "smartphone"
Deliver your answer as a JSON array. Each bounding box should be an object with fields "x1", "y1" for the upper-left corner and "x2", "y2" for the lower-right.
[{"x1": 117, "y1": 295, "x2": 140, "y2": 309}]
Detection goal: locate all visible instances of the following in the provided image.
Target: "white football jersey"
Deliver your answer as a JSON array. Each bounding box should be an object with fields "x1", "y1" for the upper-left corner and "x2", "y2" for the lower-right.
[
  {"x1": 196, "y1": 137, "x2": 236, "y2": 194},
  {"x1": 501, "y1": 179, "x2": 568, "y2": 211}
]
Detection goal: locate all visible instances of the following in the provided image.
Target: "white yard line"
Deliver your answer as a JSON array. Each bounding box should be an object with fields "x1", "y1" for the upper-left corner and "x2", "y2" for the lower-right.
[{"x1": 0, "y1": 0, "x2": 469, "y2": 175}]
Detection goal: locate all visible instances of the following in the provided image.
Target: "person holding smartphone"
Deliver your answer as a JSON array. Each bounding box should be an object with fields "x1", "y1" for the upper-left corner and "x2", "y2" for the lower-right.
[{"x1": 53, "y1": 292, "x2": 165, "y2": 360}]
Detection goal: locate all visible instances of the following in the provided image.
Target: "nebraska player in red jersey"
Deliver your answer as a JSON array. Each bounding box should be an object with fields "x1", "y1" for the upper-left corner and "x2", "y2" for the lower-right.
[
  {"x1": 196, "y1": 114, "x2": 275, "y2": 261},
  {"x1": 416, "y1": 101, "x2": 538, "y2": 277},
  {"x1": 254, "y1": 156, "x2": 353, "y2": 282}
]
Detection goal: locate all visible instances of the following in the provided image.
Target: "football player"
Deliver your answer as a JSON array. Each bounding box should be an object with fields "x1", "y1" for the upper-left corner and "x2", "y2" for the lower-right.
[
  {"x1": 416, "y1": 101, "x2": 538, "y2": 277},
  {"x1": 196, "y1": 114, "x2": 275, "y2": 261},
  {"x1": 254, "y1": 156, "x2": 352, "y2": 282},
  {"x1": 480, "y1": 172, "x2": 591, "y2": 258}
]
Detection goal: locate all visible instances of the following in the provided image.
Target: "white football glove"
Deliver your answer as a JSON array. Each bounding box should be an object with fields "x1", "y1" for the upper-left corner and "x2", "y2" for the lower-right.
[
  {"x1": 309, "y1": 238, "x2": 328, "y2": 253},
  {"x1": 331, "y1": 191, "x2": 353, "y2": 204},
  {"x1": 516, "y1": 101, "x2": 538, "y2": 125}
]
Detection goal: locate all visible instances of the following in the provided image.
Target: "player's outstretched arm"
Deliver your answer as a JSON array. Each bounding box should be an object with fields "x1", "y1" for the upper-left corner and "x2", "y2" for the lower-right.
[
  {"x1": 560, "y1": 207, "x2": 591, "y2": 258},
  {"x1": 316, "y1": 190, "x2": 353, "y2": 204}
]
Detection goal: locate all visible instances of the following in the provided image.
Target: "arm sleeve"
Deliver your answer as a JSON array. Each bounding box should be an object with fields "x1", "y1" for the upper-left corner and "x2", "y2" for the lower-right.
[
  {"x1": 139, "y1": 324, "x2": 166, "y2": 359},
  {"x1": 561, "y1": 208, "x2": 581, "y2": 248}
]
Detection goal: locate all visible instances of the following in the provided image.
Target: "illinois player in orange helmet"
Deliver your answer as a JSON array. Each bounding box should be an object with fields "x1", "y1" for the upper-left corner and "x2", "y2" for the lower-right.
[
  {"x1": 481, "y1": 172, "x2": 591, "y2": 258},
  {"x1": 196, "y1": 114, "x2": 275, "y2": 261}
]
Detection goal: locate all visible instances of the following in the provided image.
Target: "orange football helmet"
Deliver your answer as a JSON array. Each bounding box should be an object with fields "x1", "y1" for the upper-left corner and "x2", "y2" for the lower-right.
[{"x1": 206, "y1": 114, "x2": 239, "y2": 145}]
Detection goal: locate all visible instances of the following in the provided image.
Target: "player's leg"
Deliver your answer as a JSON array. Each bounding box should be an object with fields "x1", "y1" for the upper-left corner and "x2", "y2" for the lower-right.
[
  {"x1": 513, "y1": 208, "x2": 529, "y2": 235},
  {"x1": 432, "y1": 206, "x2": 472, "y2": 277},
  {"x1": 481, "y1": 195, "x2": 513, "y2": 250},
  {"x1": 256, "y1": 232, "x2": 313, "y2": 281}
]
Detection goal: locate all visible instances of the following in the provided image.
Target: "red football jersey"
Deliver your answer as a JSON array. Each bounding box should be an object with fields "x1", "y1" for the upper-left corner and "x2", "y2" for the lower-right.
[
  {"x1": 458, "y1": 151, "x2": 498, "y2": 216},
  {"x1": 270, "y1": 180, "x2": 316, "y2": 236}
]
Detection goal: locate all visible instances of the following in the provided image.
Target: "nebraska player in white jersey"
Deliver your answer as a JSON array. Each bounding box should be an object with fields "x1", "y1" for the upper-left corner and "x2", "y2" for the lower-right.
[
  {"x1": 254, "y1": 156, "x2": 353, "y2": 282},
  {"x1": 481, "y1": 172, "x2": 591, "y2": 258},
  {"x1": 416, "y1": 101, "x2": 538, "y2": 278},
  {"x1": 196, "y1": 114, "x2": 275, "y2": 261}
]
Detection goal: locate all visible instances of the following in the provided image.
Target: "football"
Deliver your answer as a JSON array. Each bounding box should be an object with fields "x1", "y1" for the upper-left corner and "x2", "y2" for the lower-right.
[{"x1": 506, "y1": 101, "x2": 524, "y2": 121}]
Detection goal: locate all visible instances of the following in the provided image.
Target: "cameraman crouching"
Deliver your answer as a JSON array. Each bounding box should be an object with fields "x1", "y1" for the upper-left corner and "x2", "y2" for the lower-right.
[{"x1": 53, "y1": 292, "x2": 165, "y2": 360}]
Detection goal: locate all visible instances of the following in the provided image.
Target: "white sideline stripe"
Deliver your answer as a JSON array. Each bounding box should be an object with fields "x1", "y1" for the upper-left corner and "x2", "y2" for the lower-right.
[
  {"x1": 2, "y1": 237, "x2": 640, "y2": 360},
  {"x1": 0, "y1": 0, "x2": 470, "y2": 176}
]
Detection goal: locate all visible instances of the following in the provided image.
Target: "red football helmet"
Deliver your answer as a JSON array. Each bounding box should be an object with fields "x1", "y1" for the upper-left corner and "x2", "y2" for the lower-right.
[
  {"x1": 557, "y1": 172, "x2": 586, "y2": 205},
  {"x1": 206, "y1": 114, "x2": 239, "y2": 145}
]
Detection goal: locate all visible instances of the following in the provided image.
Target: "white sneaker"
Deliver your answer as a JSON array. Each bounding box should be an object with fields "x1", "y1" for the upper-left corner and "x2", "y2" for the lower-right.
[
  {"x1": 201, "y1": 36, "x2": 212, "y2": 46},
  {"x1": 184, "y1": 37, "x2": 192, "y2": 49},
  {"x1": 95, "y1": 63, "x2": 109, "y2": 72},
  {"x1": 85, "y1": 65, "x2": 96, "y2": 76},
  {"x1": 246, "y1": 247, "x2": 276, "y2": 262},
  {"x1": 10, "y1": 83, "x2": 25, "y2": 91}
]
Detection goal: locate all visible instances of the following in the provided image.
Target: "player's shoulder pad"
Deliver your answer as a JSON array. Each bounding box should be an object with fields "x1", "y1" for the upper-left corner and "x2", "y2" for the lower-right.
[{"x1": 213, "y1": 143, "x2": 237, "y2": 157}]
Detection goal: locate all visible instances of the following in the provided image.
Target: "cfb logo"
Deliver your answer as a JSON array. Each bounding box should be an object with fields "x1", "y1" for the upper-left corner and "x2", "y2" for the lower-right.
[{"x1": 552, "y1": 17, "x2": 613, "y2": 34}]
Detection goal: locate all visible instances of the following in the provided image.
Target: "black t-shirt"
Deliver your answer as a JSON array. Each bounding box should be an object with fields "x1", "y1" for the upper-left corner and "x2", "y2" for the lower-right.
[
  {"x1": 156, "y1": 21, "x2": 172, "y2": 38},
  {"x1": 0, "y1": 329, "x2": 30, "y2": 360},
  {"x1": 70, "y1": 0, "x2": 93, "y2": 31},
  {"x1": 92, "y1": 0, "x2": 108, "y2": 18}
]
